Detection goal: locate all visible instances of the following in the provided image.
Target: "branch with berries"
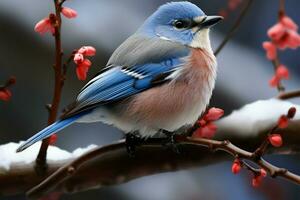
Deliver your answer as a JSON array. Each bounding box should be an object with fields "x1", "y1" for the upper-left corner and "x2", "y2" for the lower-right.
[
  {"x1": 24, "y1": 105, "x2": 300, "y2": 199},
  {"x1": 1, "y1": 99, "x2": 300, "y2": 199},
  {"x1": 32, "y1": 0, "x2": 96, "y2": 173},
  {"x1": 262, "y1": 0, "x2": 300, "y2": 91}
]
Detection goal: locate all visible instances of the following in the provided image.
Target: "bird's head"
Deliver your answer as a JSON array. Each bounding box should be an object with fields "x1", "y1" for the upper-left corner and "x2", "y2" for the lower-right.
[{"x1": 139, "y1": 1, "x2": 223, "y2": 50}]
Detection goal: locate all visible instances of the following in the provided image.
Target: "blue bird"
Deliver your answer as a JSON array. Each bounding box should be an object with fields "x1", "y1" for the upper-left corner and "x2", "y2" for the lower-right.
[{"x1": 17, "y1": 1, "x2": 222, "y2": 152}]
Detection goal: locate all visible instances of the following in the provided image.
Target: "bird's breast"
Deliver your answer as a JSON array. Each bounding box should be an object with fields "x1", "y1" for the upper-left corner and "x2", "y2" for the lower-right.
[{"x1": 120, "y1": 48, "x2": 217, "y2": 134}]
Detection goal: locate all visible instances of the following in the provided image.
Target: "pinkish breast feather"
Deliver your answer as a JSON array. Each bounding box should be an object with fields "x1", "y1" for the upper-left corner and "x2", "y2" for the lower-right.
[{"x1": 118, "y1": 48, "x2": 217, "y2": 137}]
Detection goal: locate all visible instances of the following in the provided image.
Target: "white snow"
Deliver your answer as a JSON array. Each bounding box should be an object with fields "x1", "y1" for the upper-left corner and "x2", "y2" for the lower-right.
[
  {"x1": 0, "y1": 142, "x2": 97, "y2": 172},
  {"x1": 217, "y1": 98, "x2": 300, "y2": 136}
]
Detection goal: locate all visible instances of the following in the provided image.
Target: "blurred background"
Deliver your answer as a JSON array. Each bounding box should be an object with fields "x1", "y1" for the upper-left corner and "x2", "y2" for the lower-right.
[{"x1": 1, "y1": 0, "x2": 300, "y2": 199}]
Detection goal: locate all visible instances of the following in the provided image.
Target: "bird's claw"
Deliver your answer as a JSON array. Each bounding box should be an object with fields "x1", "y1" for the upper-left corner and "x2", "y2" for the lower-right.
[
  {"x1": 125, "y1": 133, "x2": 142, "y2": 157},
  {"x1": 162, "y1": 130, "x2": 180, "y2": 154}
]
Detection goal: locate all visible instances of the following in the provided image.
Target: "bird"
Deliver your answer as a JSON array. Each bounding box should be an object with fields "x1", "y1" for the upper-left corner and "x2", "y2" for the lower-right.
[{"x1": 16, "y1": 1, "x2": 223, "y2": 153}]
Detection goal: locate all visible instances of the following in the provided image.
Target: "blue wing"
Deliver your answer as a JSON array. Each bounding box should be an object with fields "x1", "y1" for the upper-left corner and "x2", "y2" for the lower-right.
[{"x1": 61, "y1": 58, "x2": 183, "y2": 118}]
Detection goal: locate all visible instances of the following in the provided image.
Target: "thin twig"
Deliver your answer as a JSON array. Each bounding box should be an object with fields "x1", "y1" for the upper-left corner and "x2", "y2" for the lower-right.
[
  {"x1": 214, "y1": 0, "x2": 254, "y2": 55},
  {"x1": 278, "y1": 89, "x2": 300, "y2": 100},
  {"x1": 35, "y1": 0, "x2": 65, "y2": 174},
  {"x1": 279, "y1": 0, "x2": 285, "y2": 18},
  {"x1": 272, "y1": 58, "x2": 285, "y2": 92}
]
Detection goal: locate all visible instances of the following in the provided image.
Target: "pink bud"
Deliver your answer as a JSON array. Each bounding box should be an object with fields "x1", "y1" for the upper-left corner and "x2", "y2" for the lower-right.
[
  {"x1": 0, "y1": 89, "x2": 12, "y2": 101},
  {"x1": 269, "y1": 134, "x2": 283, "y2": 147},
  {"x1": 280, "y1": 15, "x2": 298, "y2": 31},
  {"x1": 262, "y1": 41, "x2": 277, "y2": 60},
  {"x1": 268, "y1": 23, "x2": 286, "y2": 41},
  {"x1": 76, "y1": 66, "x2": 88, "y2": 81},
  {"x1": 252, "y1": 175, "x2": 263, "y2": 187},
  {"x1": 74, "y1": 53, "x2": 84, "y2": 64},
  {"x1": 269, "y1": 75, "x2": 280, "y2": 88},
  {"x1": 76, "y1": 59, "x2": 92, "y2": 81},
  {"x1": 275, "y1": 33, "x2": 290, "y2": 50},
  {"x1": 197, "y1": 119, "x2": 207, "y2": 127},
  {"x1": 231, "y1": 159, "x2": 242, "y2": 174},
  {"x1": 260, "y1": 169, "x2": 267, "y2": 177},
  {"x1": 78, "y1": 59, "x2": 92, "y2": 68},
  {"x1": 276, "y1": 65, "x2": 289, "y2": 79},
  {"x1": 192, "y1": 122, "x2": 217, "y2": 139},
  {"x1": 278, "y1": 115, "x2": 289, "y2": 128},
  {"x1": 61, "y1": 7, "x2": 77, "y2": 19},
  {"x1": 286, "y1": 31, "x2": 300, "y2": 49},
  {"x1": 78, "y1": 46, "x2": 96, "y2": 56},
  {"x1": 204, "y1": 107, "x2": 224, "y2": 121},
  {"x1": 34, "y1": 17, "x2": 53, "y2": 34},
  {"x1": 49, "y1": 134, "x2": 57, "y2": 145}
]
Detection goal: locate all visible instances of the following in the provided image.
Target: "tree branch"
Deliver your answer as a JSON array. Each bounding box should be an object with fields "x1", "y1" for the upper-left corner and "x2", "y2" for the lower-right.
[
  {"x1": 36, "y1": 0, "x2": 65, "y2": 173},
  {"x1": 278, "y1": 89, "x2": 300, "y2": 100},
  {"x1": 214, "y1": 0, "x2": 254, "y2": 55},
  {"x1": 25, "y1": 130, "x2": 300, "y2": 199}
]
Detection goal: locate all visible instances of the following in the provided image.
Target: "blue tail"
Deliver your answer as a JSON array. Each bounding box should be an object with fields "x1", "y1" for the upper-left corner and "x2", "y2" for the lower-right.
[{"x1": 16, "y1": 113, "x2": 84, "y2": 152}]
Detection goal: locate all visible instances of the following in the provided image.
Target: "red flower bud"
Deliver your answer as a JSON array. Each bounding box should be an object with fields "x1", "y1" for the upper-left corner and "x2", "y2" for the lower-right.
[
  {"x1": 276, "y1": 65, "x2": 289, "y2": 79},
  {"x1": 252, "y1": 169, "x2": 267, "y2": 187},
  {"x1": 280, "y1": 16, "x2": 298, "y2": 31},
  {"x1": 268, "y1": 23, "x2": 286, "y2": 41},
  {"x1": 269, "y1": 75, "x2": 280, "y2": 88},
  {"x1": 262, "y1": 41, "x2": 277, "y2": 60},
  {"x1": 61, "y1": 7, "x2": 77, "y2": 19},
  {"x1": 49, "y1": 134, "x2": 57, "y2": 145},
  {"x1": 76, "y1": 59, "x2": 92, "y2": 81},
  {"x1": 231, "y1": 159, "x2": 242, "y2": 174},
  {"x1": 260, "y1": 169, "x2": 267, "y2": 177},
  {"x1": 74, "y1": 53, "x2": 84, "y2": 64},
  {"x1": 277, "y1": 115, "x2": 288, "y2": 128},
  {"x1": 34, "y1": 17, "x2": 54, "y2": 35},
  {"x1": 269, "y1": 134, "x2": 283, "y2": 147},
  {"x1": 204, "y1": 107, "x2": 224, "y2": 121},
  {"x1": 192, "y1": 122, "x2": 217, "y2": 139},
  {"x1": 252, "y1": 175, "x2": 263, "y2": 187},
  {"x1": 0, "y1": 89, "x2": 12, "y2": 101},
  {"x1": 286, "y1": 31, "x2": 300, "y2": 49},
  {"x1": 197, "y1": 119, "x2": 207, "y2": 127},
  {"x1": 78, "y1": 46, "x2": 96, "y2": 56}
]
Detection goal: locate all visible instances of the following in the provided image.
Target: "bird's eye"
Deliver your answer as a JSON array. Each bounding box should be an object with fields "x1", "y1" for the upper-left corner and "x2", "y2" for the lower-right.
[{"x1": 173, "y1": 19, "x2": 191, "y2": 29}]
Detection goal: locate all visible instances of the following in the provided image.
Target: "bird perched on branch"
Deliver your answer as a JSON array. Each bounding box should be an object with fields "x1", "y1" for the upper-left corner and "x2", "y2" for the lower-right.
[{"x1": 17, "y1": 1, "x2": 222, "y2": 153}]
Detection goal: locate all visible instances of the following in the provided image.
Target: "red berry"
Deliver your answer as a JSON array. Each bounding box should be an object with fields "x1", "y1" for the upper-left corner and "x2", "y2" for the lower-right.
[
  {"x1": 276, "y1": 65, "x2": 289, "y2": 79},
  {"x1": 287, "y1": 107, "x2": 296, "y2": 119},
  {"x1": 231, "y1": 159, "x2": 242, "y2": 174},
  {"x1": 49, "y1": 134, "x2": 57, "y2": 145},
  {"x1": 0, "y1": 89, "x2": 12, "y2": 101},
  {"x1": 269, "y1": 75, "x2": 280, "y2": 88},
  {"x1": 277, "y1": 115, "x2": 288, "y2": 128},
  {"x1": 262, "y1": 41, "x2": 277, "y2": 60},
  {"x1": 269, "y1": 134, "x2": 283, "y2": 147}
]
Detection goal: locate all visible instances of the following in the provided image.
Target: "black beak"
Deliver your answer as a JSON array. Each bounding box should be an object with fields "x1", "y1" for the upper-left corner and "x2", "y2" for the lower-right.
[{"x1": 199, "y1": 16, "x2": 223, "y2": 28}]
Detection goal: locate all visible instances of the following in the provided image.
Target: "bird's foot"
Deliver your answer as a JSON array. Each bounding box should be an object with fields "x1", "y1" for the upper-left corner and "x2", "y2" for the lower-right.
[
  {"x1": 162, "y1": 130, "x2": 180, "y2": 154},
  {"x1": 125, "y1": 133, "x2": 142, "y2": 157}
]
